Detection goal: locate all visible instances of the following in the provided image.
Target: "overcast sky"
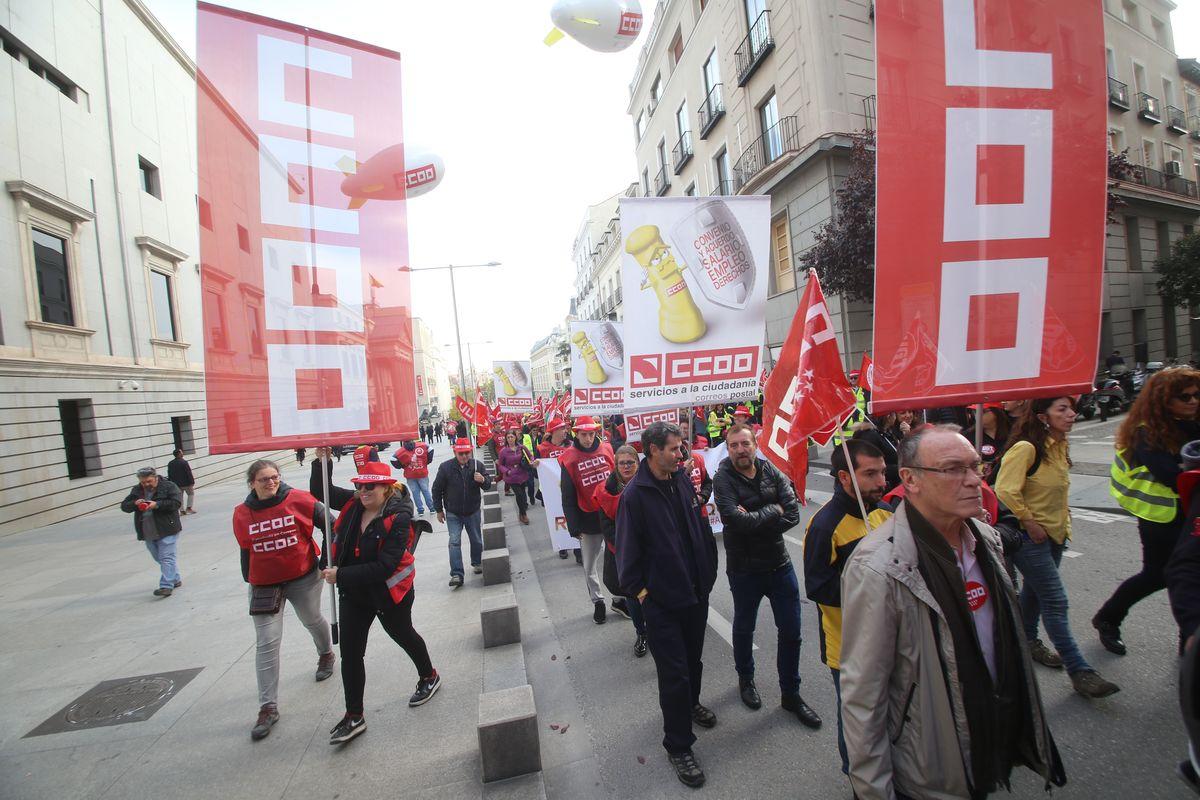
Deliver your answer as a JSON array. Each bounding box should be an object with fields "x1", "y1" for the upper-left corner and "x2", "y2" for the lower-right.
[{"x1": 145, "y1": 0, "x2": 1199, "y2": 374}]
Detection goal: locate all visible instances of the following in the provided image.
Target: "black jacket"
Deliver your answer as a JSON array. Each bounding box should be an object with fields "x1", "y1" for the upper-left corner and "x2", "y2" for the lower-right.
[
  {"x1": 120, "y1": 478, "x2": 183, "y2": 540},
  {"x1": 1168, "y1": 475, "x2": 1200, "y2": 639},
  {"x1": 167, "y1": 457, "x2": 194, "y2": 487},
  {"x1": 431, "y1": 457, "x2": 493, "y2": 516},
  {"x1": 713, "y1": 457, "x2": 799, "y2": 573},
  {"x1": 331, "y1": 490, "x2": 414, "y2": 610},
  {"x1": 616, "y1": 460, "x2": 718, "y2": 610}
]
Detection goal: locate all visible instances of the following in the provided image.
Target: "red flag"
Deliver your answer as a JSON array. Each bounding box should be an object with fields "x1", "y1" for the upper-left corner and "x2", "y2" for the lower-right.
[
  {"x1": 475, "y1": 389, "x2": 492, "y2": 443},
  {"x1": 758, "y1": 271, "x2": 855, "y2": 502},
  {"x1": 858, "y1": 352, "x2": 874, "y2": 393},
  {"x1": 454, "y1": 393, "x2": 475, "y2": 423}
]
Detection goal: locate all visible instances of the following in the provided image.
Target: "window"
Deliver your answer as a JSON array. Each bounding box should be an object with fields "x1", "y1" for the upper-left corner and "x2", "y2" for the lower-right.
[
  {"x1": 33, "y1": 229, "x2": 74, "y2": 326},
  {"x1": 1142, "y1": 138, "x2": 1156, "y2": 169},
  {"x1": 1163, "y1": 77, "x2": 1176, "y2": 107},
  {"x1": 1165, "y1": 143, "x2": 1184, "y2": 175},
  {"x1": 676, "y1": 101, "x2": 690, "y2": 139},
  {"x1": 204, "y1": 288, "x2": 229, "y2": 350},
  {"x1": 59, "y1": 399, "x2": 101, "y2": 479},
  {"x1": 769, "y1": 214, "x2": 795, "y2": 294},
  {"x1": 1151, "y1": 16, "x2": 1170, "y2": 48},
  {"x1": 657, "y1": 139, "x2": 667, "y2": 170},
  {"x1": 138, "y1": 157, "x2": 161, "y2": 198},
  {"x1": 247, "y1": 303, "x2": 264, "y2": 356},
  {"x1": 1105, "y1": 47, "x2": 1117, "y2": 78},
  {"x1": 713, "y1": 147, "x2": 732, "y2": 194},
  {"x1": 684, "y1": 183, "x2": 697, "y2": 196},
  {"x1": 149, "y1": 269, "x2": 177, "y2": 341},
  {"x1": 0, "y1": 26, "x2": 80, "y2": 102},
  {"x1": 1108, "y1": 127, "x2": 1124, "y2": 153},
  {"x1": 635, "y1": 111, "x2": 646, "y2": 142},
  {"x1": 703, "y1": 49, "x2": 720, "y2": 96},
  {"x1": 171, "y1": 415, "x2": 196, "y2": 455},
  {"x1": 237, "y1": 224, "x2": 250, "y2": 252},
  {"x1": 1121, "y1": 0, "x2": 1138, "y2": 29},
  {"x1": 1133, "y1": 62, "x2": 1147, "y2": 94},
  {"x1": 198, "y1": 197, "x2": 213, "y2": 230},
  {"x1": 1163, "y1": 297, "x2": 1178, "y2": 359},
  {"x1": 641, "y1": 167, "x2": 650, "y2": 196},
  {"x1": 759, "y1": 92, "x2": 781, "y2": 161},
  {"x1": 670, "y1": 29, "x2": 683, "y2": 67},
  {"x1": 1132, "y1": 308, "x2": 1148, "y2": 363},
  {"x1": 650, "y1": 74, "x2": 662, "y2": 111},
  {"x1": 1125, "y1": 216, "x2": 1142, "y2": 270}
]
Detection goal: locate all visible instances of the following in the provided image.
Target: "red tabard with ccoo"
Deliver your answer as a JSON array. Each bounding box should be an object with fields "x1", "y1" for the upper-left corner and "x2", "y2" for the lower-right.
[
  {"x1": 871, "y1": 0, "x2": 1107, "y2": 411},
  {"x1": 197, "y1": 3, "x2": 416, "y2": 453}
]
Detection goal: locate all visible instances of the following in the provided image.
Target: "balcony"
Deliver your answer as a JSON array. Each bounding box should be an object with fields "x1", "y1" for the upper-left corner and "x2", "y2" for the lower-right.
[
  {"x1": 732, "y1": 115, "x2": 801, "y2": 191},
  {"x1": 862, "y1": 94, "x2": 876, "y2": 132},
  {"x1": 672, "y1": 131, "x2": 693, "y2": 174},
  {"x1": 1166, "y1": 105, "x2": 1188, "y2": 134},
  {"x1": 1191, "y1": 115, "x2": 1200, "y2": 140},
  {"x1": 698, "y1": 84, "x2": 725, "y2": 139},
  {"x1": 654, "y1": 164, "x2": 670, "y2": 196},
  {"x1": 1108, "y1": 77, "x2": 1130, "y2": 110},
  {"x1": 710, "y1": 180, "x2": 736, "y2": 196},
  {"x1": 1125, "y1": 163, "x2": 1199, "y2": 200},
  {"x1": 1138, "y1": 92, "x2": 1161, "y2": 123},
  {"x1": 735, "y1": 10, "x2": 774, "y2": 86}
]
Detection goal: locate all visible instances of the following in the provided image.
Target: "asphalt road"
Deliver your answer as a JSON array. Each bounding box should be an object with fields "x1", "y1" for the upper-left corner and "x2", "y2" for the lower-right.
[{"x1": 515, "y1": 457, "x2": 1190, "y2": 800}]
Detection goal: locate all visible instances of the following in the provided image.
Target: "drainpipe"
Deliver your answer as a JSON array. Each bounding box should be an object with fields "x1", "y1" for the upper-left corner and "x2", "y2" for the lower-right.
[{"x1": 98, "y1": 0, "x2": 141, "y2": 363}]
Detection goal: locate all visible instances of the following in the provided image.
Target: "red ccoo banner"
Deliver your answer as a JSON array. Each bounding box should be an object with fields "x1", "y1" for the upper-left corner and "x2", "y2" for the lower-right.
[
  {"x1": 871, "y1": 0, "x2": 1107, "y2": 412},
  {"x1": 197, "y1": 4, "x2": 416, "y2": 453}
]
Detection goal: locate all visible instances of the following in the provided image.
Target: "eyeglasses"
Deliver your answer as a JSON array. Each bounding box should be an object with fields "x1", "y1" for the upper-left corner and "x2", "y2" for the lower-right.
[
  {"x1": 1176, "y1": 391, "x2": 1200, "y2": 402},
  {"x1": 357, "y1": 483, "x2": 387, "y2": 491},
  {"x1": 255, "y1": 475, "x2": 281, "y2": 484},
  {"x1": 907, "y1": 462, "x2": 985, "y2": 479},
  {"x1": 616, "y1": 460, "x2": 638, "y2": 469}
]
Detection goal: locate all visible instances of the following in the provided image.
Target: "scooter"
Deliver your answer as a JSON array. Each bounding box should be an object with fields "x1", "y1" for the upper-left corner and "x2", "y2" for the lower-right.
[
  {"x1": 1075, "y1": 391, "x2": 1097, "y2": 420},
  {"x1": 1094, "y1": 377, "x2": 1127, "y2": 422}
]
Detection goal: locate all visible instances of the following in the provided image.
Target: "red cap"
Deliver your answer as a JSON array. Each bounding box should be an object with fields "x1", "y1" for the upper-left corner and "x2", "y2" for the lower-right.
[
  {"x1": 573, "y1": 415, "x2": 601, "y2": 432},
  {"x1": 547, "y1": 418, "x2": 568, "y2": 433},
  {"x1": 734, "y1": 405, "x2": 751, "y2": 417},
  {"x1": 350, "y1": 462, "x2": 395, "y2": 485},
  {"x1": 452, "y1": 437, "x2": 473, "y2": 453}
]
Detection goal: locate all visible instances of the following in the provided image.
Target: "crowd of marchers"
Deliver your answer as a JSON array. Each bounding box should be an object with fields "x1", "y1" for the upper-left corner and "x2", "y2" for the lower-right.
[{"x1": 114, "y1": 367, "x2": 1200, "y2": 797}]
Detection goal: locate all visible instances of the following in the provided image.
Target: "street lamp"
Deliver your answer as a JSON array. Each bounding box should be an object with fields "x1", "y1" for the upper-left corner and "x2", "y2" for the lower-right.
[{"x1": 401, "y1": 261, "x2": 501, "y2": 457}]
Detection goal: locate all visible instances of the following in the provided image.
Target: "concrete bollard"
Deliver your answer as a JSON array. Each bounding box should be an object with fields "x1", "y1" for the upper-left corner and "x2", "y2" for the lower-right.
[
  {"x1": 482, "y1": 491, "x2": 500, "y2": 507},
  {"x1": 483, "y1": 505, "x2": 502, "y2": 525},
  {"x1": 481, "y1": 591, "x2": 521, "y2": 648},
  {"x1": 482, "y1": 547, "x2": 511, "y2": 585},
  {"x1": 482, "y1": 522, "x2": 507, "y2": 550},
  {"x1": 478, "y1": 684, "x2": 540, "y2": 782}
]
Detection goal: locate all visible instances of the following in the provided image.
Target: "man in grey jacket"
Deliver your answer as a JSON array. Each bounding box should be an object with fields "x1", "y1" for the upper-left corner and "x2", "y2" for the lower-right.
[
  {"x1": 120, "y1": 467, "x2": 184, "y2": 597},
  {"x1": 839, "y1": 426, "x2": 1064, "y2": 800}
]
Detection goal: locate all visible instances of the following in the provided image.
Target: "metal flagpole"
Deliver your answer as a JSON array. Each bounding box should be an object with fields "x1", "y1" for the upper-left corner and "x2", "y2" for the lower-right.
[
  {"x1": 837, "y1": 408, "x2": 872, "y2": 525},
  {"x1": 321, "y1": 449, "x2": 338, "y2": 644},
  {"x1": 974, "y1": 403, "x2": 984, "y2": 453}
]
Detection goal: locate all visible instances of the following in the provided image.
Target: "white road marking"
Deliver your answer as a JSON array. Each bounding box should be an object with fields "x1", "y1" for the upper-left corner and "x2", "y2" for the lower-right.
[
  {"x1": 1063, "y1": 550, "x2": 1083, "y2": 558},
  {"x1": 1070, "y1": 508, "x2": 1130, "y2": 524},
  {"x1": 708, "y1": 607, "x2": 757, "y2": 650},
  {"x1": 784, "y1": 534, "x2": 803, "y2": 547}
]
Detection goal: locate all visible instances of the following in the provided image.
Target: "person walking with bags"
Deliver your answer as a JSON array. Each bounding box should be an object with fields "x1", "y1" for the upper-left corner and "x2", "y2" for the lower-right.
[
  {"x1": 120, "y1": 467, "x2": 184, "y2": 597},
  {"x1": 1095, "y1": 368, "x2": 1200, "y2": 654},
  {"x1": 594, "y1": 445, "x2": 647, "y2": 657},
  {"x1": 234, "y1": 459, "x2": 335, "y2": 741},
  {"x1": 996, "y1": 397, "x2": 1119, "y2": 699},
  {"x1": 497, "y1": 429, "x2": 538, "y2": 525},
  {"x1": 312, "y1": 461, "x2": 440, "y2": 745}
]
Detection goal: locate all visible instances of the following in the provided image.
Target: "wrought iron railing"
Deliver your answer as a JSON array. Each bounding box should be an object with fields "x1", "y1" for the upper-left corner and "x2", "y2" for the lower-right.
[
  {"x1": 1125, "y1": 164, "x2": 1199, "y2": 199},
  {"x1": 654, "y1": 164, "x2": 670, "y2": 196},
  {"x1": 1138, "y1": 92, "x2": 1161, "y2": 122},
  {"x1": 863, "y1": 94, "x2": 876, "y2": 131},
  {"x1": 732, "y1": 115, "x2": 801, "y2": 190},
  {"x1": 1166, "y1": 105, "x2": 1187, "y2": 133},
  {"x1": 698, "y1": 83, "x2": 725, "y2": 138},
  {"x1": 735, "y1": 10, "x2": 774, "y2": 86},
  {"x1": 672, "y1": 131, "x2": 693, "y2": 174},
  {"x1": 1108, "y1": 77, "x2": 1129, "y2": 109}
]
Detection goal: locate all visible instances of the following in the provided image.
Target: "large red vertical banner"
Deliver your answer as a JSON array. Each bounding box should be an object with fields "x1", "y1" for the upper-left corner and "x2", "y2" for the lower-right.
[
  {"x1": 197, "y1": 3, "x2": 416, "y2": 453},
  {"x1": 871, "y1": 0, "x2": 1107, "y2": 412}
]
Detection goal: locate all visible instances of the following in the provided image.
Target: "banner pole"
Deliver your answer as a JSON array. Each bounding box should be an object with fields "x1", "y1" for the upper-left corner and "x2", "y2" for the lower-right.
[
  {"x1": 974, "y1": 403, "x2": 984, "y2": 453},
  {"x1": 839, "y1": 435, "x2": 873, "y2": 527},
  {"x1": 321, "y1": 449, "x2": 338, "y2": 645}
]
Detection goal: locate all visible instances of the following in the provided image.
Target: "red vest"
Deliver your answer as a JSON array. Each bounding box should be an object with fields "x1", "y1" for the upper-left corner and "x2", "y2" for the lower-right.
[
  {"x1": 233, "y1": 490, "x2": 321, "y2": 585},
  {"x1": 559, "y1": 443, "x2": 615, "y2": 514},
  {"x1": 686, "y1": 451, "x2": 708, "y2": 497},
  {"x1": 331, "y1": 499, "x2": 416, "y2": 605},
  {"x1": 399, "y1": 442, "x2": 431, "y2": 479},
  {"x1": 538, "y1": 439, "x2": 570, "y2": 458},
  {"x1": 353, "y1": 445, "x2": 378, "y2": 470}
]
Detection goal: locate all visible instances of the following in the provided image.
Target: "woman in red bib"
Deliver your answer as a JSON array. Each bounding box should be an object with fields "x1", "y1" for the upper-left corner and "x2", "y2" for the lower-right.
[
  {"x1": 314, "y1": 460, "x2": 440, "y2": 745},
  {"x1": 233, "y1": 459, "x2": 335, "y2": 741}
]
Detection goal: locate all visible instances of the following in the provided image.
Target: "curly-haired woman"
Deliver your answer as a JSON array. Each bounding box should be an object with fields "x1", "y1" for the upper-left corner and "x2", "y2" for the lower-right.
[
  {"x1": 996, "y1": 396, "x2": 1119, "y2": 698},
  {"x1": 1093, "y1": 368, "x2": 1200, "y2": 655}
]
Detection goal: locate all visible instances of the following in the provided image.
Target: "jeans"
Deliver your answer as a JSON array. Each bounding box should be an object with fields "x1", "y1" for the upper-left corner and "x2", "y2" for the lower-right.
[
  {"x1": 144, "y1": 534, "x2": 179, "y2": 589},
  {"x1": 831, "y1": 668, "x2": 848, "y2": 775},
  {"x1": 728, "y1": 563, "x2": 803, "y2": 694},
  {"x1": 1012, "y1": 537, "x2": 1091, "y2": 674},
  {"x1": 446, "y1": 510, "x2": 482, "y2": 577},
  {"x1": 642, "y1": 598, "x2": 709, "y2": 753},
  {"x1": 1096, "y1": 514, "x2": 1183, "y2": 626},
  {"x1": 338, "y1": 589, "x2": 432, "y2": 715},
  {"x1": 511, "y1": 481, "x2": 529, "y2": 515},
  {"x1": 407, "y1": 477, "x2": 433, "y2": 513},
  {"x1": 251, "y1": 569, "x2": 331, "y2": 707}
]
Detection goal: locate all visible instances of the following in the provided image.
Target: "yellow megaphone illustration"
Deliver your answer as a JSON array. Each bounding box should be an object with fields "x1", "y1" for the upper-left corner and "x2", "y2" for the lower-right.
[
  {"x1": 494, "y1": 366, "x2": 517, "y2": 396},
  {"x1": 572, "y1": 331, "x2": 609, "y2": 384},
  {"x1": 625, "y1": 225, "x2": 706, "y2": 344}
]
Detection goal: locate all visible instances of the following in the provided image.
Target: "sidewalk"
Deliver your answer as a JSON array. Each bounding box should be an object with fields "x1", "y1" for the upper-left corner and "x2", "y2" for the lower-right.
[{"x1": 0, "y1": 452, "x2": 506, "y2": 800}]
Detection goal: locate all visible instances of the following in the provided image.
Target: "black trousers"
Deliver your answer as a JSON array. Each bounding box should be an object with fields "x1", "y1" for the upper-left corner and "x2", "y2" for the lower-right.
[
  {"x1": 338, "y1": 589, "x2": 433, "y2": 715},
  {"x1": 1096, "y1": 513, "x2": 1183, "y2": 626},
  {"x1": 511, "y1": 481, "x2": 529, "y2": 515},
  {"x1": 642, "y1": 597, "x2": 709, "y2": 753}
]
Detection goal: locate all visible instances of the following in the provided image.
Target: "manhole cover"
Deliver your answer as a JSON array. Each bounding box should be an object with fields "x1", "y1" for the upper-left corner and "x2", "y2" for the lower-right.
[{"x1": 25, "y1": 668, "x2": 202, "y2": 737}]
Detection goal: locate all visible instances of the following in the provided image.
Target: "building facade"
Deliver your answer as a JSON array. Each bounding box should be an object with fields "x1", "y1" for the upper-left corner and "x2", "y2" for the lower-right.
[
  {"x1": 411, "y1": 317, "x2": 451, "y2": 418},
  {"x1": 572, "y1": 188, "x2": 633, "y2": 323},
  {"x1": 530, "y1": 326, "x2": 569, "y2": 398},
  {"x1": 0, "y1": 0, "x2": 289, "y2": 536},
  {"x1": 625, "y1": 0, "x2": 1199, "y2": 373}
]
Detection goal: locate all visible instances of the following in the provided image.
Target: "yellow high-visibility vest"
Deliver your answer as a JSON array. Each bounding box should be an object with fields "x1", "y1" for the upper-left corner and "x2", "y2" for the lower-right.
[{"x1": 1109, "y1": 449, "x2": 1179, "y2": 522}]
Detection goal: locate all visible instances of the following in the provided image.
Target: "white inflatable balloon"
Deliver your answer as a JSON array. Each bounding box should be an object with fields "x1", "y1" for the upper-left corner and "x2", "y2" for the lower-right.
[
  {"x1": 546, "y1": 0, "x2": 643, "y2": 53},
  {"x1": 403, "y1": 146, "x2": 446, "y2": 200},
  {"x1": 338, "y1": 144, "x2": 446, "y2": 205}
]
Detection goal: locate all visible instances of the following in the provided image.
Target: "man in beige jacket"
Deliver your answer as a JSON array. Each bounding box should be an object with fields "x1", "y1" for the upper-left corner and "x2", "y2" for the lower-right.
[{"x1": 839, "y1": 426, "x2": 1065, "y2": 800}]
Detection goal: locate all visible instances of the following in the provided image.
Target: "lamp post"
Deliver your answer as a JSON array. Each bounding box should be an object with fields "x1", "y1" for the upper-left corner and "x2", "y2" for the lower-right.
[{"x1": 402, "y1": 261, "x2": 500, "y2": 458}]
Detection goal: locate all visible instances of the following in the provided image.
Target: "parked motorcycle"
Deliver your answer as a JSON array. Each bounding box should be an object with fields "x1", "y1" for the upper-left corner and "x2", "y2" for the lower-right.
[
  {"x1": 1076, "y1": 391, "x2": 1097, "y2": 420},
  {"x1": 1094, "y1": 376, "x2": 1128, "y2": 422}
]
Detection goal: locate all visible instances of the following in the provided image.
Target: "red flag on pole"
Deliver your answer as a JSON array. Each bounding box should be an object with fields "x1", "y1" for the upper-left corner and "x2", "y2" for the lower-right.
[
  {"x1": 454, "y1": 393, "x2": 475, "y2": 422},
  {"x1": 475, "y1": 389, "x2": 492, "y2": 444},
  {"x1": 758, "y1": 271, "x2": 856, "y2": 502},
  {"x1": 858, "y1": 352, "x2": 874, "y2": 393}
]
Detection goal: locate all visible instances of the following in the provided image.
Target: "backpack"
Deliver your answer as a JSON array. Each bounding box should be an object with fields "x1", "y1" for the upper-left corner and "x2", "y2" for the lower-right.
[{"x1": 989, "y1": 443, "x2": 1042, "y2": 486}]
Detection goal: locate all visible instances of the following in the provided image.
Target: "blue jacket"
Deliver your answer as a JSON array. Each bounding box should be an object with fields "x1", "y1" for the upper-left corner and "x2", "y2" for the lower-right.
[{"x1": 615, "y1": 459, "x2": 718, "y2": 610}]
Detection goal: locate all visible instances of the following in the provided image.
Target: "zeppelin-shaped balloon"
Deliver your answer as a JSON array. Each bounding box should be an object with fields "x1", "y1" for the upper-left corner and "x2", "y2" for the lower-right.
[
  {"x1": 544, "y1": 0, "x2": 643, "y2": 53},
  {"x1": 337, "y1": 144, "x2": 445, "y2": 209}
]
